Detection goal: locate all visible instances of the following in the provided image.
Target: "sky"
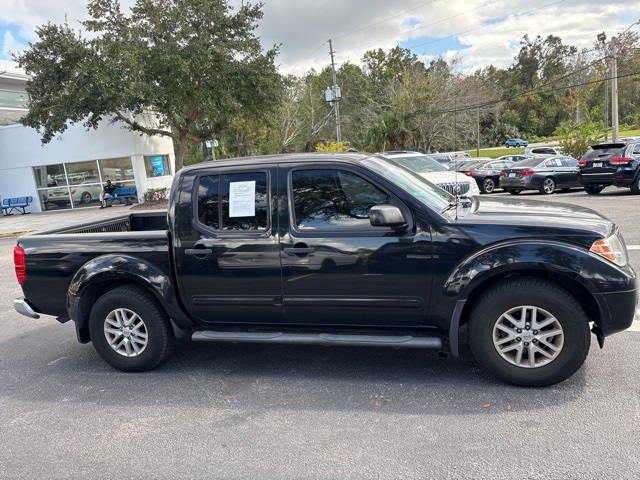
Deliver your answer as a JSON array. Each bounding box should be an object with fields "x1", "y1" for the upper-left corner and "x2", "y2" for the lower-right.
[{"x1": 1, "y1": 0, "x2": 640, "y2": 77}]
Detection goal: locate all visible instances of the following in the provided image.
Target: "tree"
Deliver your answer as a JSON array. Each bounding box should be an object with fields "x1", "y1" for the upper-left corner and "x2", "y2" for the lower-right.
[
  {"x1": 16, "y1": 0, "x2": 282, "y2": 171},
  {"x1": 554, "y1": 112, "x2": 604, "y2": 158}
]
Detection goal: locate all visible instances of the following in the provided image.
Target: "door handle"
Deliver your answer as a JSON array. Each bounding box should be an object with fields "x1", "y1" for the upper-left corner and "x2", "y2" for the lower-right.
[
  {"x1": 185, "y1": 248, "x2": 213, "y2": 256},
  {"x1": 284, "y1": 247, "x2": 315, "y2": 254}
]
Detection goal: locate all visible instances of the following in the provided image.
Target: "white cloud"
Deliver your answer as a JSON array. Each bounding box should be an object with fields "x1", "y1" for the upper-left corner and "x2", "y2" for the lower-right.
[
  {"x1": 2, "y1": 30, "x2": 27, "y2": 58},
  {"x1": 1, "y1": 0, "x2": 640, "y2": 75}
]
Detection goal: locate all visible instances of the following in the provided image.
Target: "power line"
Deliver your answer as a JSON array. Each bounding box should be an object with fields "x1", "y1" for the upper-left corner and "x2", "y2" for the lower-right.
[{"x1": 332, "y1": 0, "x2": 439, "y2": 41}]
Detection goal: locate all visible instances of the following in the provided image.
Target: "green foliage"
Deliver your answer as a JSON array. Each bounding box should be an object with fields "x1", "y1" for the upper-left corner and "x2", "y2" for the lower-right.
[
  {"x1": 554, "y1": 112, "x2": 604, "y2": 159},
  {"x1": 143, "y1": 187, "x2": 169, "y2": 202},
  {"x1": 16, "y1": 0, "x2": 283, "y2": 171},
  {"x1": 315, "y1": 141, "x2": 351, "y2": 152}
]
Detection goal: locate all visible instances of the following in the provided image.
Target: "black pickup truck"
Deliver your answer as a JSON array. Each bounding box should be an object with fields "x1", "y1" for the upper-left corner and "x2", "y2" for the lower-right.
[{"x1": 13, "y1": 153, "x2": 637, "y2": 386}]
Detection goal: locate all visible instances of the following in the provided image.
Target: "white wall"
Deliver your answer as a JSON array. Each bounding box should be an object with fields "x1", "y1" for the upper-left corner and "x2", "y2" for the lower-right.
[{"x1": 0, "y1": 119, "x2": 175, "y2": 212}]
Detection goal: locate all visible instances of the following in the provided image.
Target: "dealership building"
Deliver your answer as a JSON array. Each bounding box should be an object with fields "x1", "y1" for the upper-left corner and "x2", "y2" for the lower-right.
[{"x1": 0, "y1": 71, "x2": 175, "y2": 213}]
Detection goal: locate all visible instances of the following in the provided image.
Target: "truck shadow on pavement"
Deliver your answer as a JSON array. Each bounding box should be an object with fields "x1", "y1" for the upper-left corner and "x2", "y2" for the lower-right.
[{"x1": 0, "y1": 321, "x2": 590, "y2": 416}]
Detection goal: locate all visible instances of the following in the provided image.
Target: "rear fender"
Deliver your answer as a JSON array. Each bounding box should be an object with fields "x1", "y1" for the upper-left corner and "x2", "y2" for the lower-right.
[{"x1": 67, "y1": 254, "x2": 192, "y2": 343}]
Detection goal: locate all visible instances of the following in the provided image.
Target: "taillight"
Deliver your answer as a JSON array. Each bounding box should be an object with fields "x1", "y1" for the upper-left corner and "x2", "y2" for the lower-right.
[
  {"x1": 519, "y1": 169, "x2": 535, "y2": 177},
  {"x1": 609, "y1": 157, "x2": 631, "y2": 165},
  {"x1": 14, "y1": 246, "x2": 26, "y2": 285},
  {"x1": 465, "y1": 172, "x2": 475, "y2": 176},
  {"x1": 578, "y1": 159, "x2": 586, "y2": 165},
  {"x1": 500, "y1": 171, "x2": 506, "y2": 177}
]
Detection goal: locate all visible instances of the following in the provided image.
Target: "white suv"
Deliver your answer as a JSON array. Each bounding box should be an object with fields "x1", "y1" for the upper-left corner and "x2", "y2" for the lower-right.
[{"x1": 378, "y1": 151, "x2": 480, "y2": 197}]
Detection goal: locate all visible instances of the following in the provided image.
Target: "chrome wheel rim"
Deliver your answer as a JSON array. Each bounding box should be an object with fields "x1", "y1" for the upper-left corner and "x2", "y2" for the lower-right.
[
  {"x1": 103, "y1": 308, "x2": 148, "y2": 357},
  {"x1": 492, "y1": 305, "x2": 564, "y2": 368},
  {"x1": 543, "y1": 178, "x2": 555, "y2": 194}
]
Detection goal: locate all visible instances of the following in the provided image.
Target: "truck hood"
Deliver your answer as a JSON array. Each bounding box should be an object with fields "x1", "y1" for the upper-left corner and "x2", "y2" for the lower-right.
[{"x1": 452, "y1": 196, "x2": 614, "y2": 239}]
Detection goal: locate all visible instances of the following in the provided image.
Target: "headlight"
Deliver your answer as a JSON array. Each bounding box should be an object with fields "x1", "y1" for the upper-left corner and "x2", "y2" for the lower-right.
[{"x1": 589, "y1": 230, "x2": 628, "y2": 267}]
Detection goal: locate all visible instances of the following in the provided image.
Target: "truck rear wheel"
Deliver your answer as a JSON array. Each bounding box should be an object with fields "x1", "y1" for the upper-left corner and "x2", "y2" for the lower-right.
[
  {"x1": 89, "y1": 286, "x2": 175, "y2": 371},
  {"x1": 468, "y1": 278, "x2": 590, "y2": 386}
]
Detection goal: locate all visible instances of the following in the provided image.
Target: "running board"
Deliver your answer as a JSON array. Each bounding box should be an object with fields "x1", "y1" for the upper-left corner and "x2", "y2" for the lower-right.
[{"x1": 192, "y1": 331, "x2": 441, "y2": 349}]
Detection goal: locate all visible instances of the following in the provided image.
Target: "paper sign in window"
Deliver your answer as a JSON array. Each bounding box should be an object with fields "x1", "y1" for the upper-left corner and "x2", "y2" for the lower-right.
[{"x1": 229, "y1": 181, "x2": 256, "y2": 217}]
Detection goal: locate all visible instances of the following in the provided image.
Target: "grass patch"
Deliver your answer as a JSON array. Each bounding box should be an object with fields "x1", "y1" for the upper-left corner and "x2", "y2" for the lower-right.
[{"x1": 466, "y1": 148, "x2": 525, "y2": 158}]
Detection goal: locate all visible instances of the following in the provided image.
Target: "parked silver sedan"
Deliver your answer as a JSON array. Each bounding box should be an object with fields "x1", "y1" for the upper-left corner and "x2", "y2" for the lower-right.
[{"x1": 499, "y1": 155, "x2": 580, "y2": 194}]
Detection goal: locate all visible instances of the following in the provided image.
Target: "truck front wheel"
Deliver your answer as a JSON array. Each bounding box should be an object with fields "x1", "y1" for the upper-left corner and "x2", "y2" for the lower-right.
[
  {"x1": 89, "y1": 286, "x2": 175, "y2": 371},
  {"x1": 468, "y1": 278, "x2": 590, "y2": 386}
]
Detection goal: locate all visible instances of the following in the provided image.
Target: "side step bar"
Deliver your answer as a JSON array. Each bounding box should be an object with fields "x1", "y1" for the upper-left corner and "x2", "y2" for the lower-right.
[{"x1": 192, "y1": 331, "x2": 441, "y2": 349}]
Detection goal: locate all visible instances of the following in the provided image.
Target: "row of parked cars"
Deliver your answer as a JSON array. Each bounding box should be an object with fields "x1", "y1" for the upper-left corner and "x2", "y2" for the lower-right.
[{"x1": 380, "y1": 139, "x2": 640, "y2": 197}]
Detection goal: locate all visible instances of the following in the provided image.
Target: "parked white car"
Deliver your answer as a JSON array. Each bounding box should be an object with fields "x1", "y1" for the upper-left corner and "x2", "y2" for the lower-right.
[{"x1": 378, "y1": 151, "x2": 481, "y2": 196}]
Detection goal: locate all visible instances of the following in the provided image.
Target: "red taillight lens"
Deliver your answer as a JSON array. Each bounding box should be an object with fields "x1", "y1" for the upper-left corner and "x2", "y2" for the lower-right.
[
  {"x1": 465, "y1": 172, "x2": 475, "y2": 176},
  {"x1": 14, "y1": 246, "x2": 26, "y2": 285},
  {"x1": 578, "y1": 159, "x2": 587, "y2": 165},
  {"x1": 609, "y1": 157, "x2": 631, "y2": 165},
  {"x1": 519, "y1": 169, "x2": 535, "y2": 177},
  {"x1": 500, "y1": 171, "x2": 506, "y2": 177}
]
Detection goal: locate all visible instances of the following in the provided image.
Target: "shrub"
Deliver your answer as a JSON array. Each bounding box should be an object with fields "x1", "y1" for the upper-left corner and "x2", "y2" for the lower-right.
[{"x1": 143, "y1": 187, "x2": 169, "y2": 203}]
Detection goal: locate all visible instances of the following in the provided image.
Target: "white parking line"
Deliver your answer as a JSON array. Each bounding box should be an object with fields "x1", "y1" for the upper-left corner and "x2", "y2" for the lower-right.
[
  {"x1": 627, "y1": 245, "x2": 640, "y2": 250},
  {"x1": 630, "y1": 310, "x2": 640, "y2": 332}
]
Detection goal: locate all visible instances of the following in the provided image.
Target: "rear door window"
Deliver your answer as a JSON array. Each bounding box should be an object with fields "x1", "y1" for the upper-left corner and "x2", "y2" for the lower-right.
[{"x1": 197, "y1": 171, "x2": 269, "y2": 231}]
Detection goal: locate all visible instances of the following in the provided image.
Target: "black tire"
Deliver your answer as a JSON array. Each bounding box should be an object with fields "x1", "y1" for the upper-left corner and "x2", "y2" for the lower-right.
[
  {"x1": 540, "y1": 177, "x2": 556, "y2": 194},
  {"x1": 80, "y1": 191, "x2": 92, "y2": 204},
  {"x1": 481, "y1": 177, "x2": 496, "y2": 194},
  {"x1": 584, "y1": 185, "x2": 603, "y2": 195},
  {"x1": 468, "y1": 278, "x2": 590, "y2": 387},
  {"x1": 89, "y1": 286, "x2": 175, "y2": 371},
  {"x1": 630, "y1": 176, "x2": 640, "y2": 195},
  {"x1": 507, "y1": 189, "x2": 521, "y2": 195}
]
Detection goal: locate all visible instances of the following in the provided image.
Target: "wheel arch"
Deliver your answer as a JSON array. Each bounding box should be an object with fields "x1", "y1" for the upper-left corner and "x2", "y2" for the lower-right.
[
  {"x1": 445, "y1": 242, "x2": 604, "y2": 355},
  {"x1": 68, "y1": 255, "x2": 193, "y2": 343}
]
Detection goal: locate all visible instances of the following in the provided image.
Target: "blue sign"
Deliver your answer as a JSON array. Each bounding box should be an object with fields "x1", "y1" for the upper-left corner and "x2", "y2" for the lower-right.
[{"x1": 150, "y1": 156, "x2": 165, "y2": 177}]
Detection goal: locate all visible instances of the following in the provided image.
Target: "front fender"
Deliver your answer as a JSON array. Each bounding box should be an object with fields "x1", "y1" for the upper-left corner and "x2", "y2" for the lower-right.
[{"x1": 443, "y1": 240, "x2": 589, "y2": 298}]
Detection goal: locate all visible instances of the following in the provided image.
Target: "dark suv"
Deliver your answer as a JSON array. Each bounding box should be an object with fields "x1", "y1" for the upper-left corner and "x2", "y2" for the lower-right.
[{"x1": 578, "y1": 142, "x2": 640, "y2": 194}]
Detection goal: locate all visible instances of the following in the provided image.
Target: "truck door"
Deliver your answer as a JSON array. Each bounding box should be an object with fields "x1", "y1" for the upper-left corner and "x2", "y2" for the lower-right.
[
  {"x1": 279, "y1": 164, "x2": 433, "y2": 326},
  {"x1": 174, "y1": 166, "x2": 283, "y2": 324}
]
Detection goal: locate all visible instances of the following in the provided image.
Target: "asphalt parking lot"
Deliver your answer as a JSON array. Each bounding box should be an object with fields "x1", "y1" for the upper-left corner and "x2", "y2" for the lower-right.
[{"x1": 1, "y1": 188, "x2": 640, "y2": 479}]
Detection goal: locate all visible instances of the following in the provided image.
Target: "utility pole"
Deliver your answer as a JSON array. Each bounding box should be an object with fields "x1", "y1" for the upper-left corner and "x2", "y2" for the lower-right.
[
  {"x1": 476, "y1": 108, "x2": 480, "y2": 157},
  {"x1": 326, "y1": 39, "x2": 342, "y2": 142},
  {"x1": 611, "y1": 36, "x2": 619, "y2": 142},
  {"x1": 598, "y1": 32, "x2": 608, "y2": 141}
]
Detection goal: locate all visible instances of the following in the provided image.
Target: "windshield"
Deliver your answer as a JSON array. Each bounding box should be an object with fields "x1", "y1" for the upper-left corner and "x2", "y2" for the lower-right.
[
  {"x1": 361, "y1": 156, "x2": 453, "y2": 211},
  {"x1": 388, "y1": 154, "x2": 448, "y2": 173}
]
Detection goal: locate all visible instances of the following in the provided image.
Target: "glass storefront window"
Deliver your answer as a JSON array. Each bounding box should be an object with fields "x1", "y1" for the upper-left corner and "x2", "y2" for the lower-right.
[
  {"x1": 33, "y1": 164, "x2": 73, "y2": 211},
  {"x1": 144, "y1": 155, "x2": 171, "y2": 178},
  {"x1": 99, "y1": 157, "x2": 135, "y2": 187},
  {"x1": 33, "y1": 156, "x2": 137, "y2": 210}
]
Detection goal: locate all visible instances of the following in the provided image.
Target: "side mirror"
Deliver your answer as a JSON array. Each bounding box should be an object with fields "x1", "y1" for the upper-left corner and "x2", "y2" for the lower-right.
[{"x1": 370, "y1": 205, "x2": 408, "y2": 230}]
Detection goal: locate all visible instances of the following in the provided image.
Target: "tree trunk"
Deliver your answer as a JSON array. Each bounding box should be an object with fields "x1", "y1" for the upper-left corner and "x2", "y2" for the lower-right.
[{"x1": 173, "y1": 137, "x2": 187, "y2": 173}]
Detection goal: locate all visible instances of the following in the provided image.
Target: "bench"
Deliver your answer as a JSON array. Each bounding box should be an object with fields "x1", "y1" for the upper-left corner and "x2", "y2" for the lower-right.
[
  {"x1": 105, "y1": 187, "x2": 137, "y2": 206},
  {"x1": 2, "y1": 196, "x2": 33, "y2": 216}
]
